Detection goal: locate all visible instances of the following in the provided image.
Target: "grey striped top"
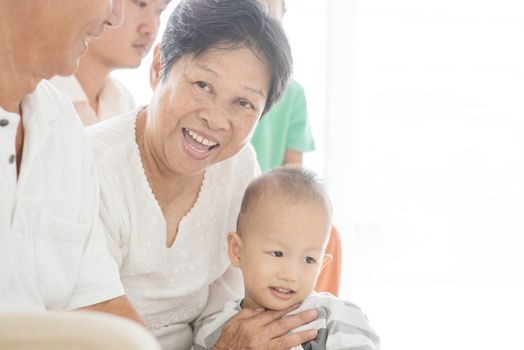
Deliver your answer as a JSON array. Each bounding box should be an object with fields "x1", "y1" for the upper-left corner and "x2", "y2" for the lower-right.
[{"x1": 194, "y1": 291, "x2": 380, "y2": 350}]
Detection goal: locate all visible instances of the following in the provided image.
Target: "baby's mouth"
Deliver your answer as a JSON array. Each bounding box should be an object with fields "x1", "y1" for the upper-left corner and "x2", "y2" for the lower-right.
[{"x1": 270, "y1": 286, "x2": 296, "y2": 299}]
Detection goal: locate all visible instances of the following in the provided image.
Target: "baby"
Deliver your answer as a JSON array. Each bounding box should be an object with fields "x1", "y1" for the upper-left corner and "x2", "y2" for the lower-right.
[{"x1": 194, "y1": 167, "x2": 380, "y2": 349}]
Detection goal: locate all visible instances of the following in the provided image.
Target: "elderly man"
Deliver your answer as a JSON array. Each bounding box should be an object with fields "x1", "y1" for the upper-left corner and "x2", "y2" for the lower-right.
[{"x1": 0, "y1": 0, "x2": 142, "y2": 323}]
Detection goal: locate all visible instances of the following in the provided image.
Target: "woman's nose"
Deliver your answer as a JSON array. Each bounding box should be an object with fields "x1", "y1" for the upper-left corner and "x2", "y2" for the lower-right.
[{"x1": 202, "y1": 103, "x2": 231, "y2": 131}]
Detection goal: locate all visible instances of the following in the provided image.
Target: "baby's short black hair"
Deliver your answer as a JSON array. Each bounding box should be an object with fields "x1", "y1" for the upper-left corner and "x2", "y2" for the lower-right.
[{"x1": 237, "y1": 166, "x2": 332, "y2": 233}]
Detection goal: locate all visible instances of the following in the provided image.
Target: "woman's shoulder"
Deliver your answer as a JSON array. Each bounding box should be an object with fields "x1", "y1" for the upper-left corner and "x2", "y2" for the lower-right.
[
  {"x1": 197, "y1": 145, "x2": 259, "y2": 211},
  {"x1": 226, "y1": 143, "x2": 258, "y2": 169},
  {"x1": 209, "y1": 144, "x2": 259, "y2": 180},
  {"x1": 86, "y1": 109, "x2": 139, "y2": 166}
]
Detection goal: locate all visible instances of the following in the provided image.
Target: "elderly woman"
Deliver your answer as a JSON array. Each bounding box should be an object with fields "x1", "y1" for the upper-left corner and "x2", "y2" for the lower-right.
[{"x1": 87, "y1": 0, "x2": 318, "y2": 349}]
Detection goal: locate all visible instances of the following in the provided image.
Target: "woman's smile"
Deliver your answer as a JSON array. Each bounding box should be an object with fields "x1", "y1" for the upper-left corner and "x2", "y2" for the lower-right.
[{"x1": 181, "y1": 127, "x2": 220, "y2": 160}]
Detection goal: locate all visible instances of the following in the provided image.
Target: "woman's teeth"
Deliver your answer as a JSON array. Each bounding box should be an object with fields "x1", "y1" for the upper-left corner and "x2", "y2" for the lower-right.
[{"x1": 187, "y1": 129, "x2": 218, "y2": 147}]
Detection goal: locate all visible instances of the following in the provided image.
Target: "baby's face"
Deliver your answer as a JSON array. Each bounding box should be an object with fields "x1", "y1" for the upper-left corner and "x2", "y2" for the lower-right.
[{"x1": 233, "y1": 197, "x2": 331, "y2": 311}]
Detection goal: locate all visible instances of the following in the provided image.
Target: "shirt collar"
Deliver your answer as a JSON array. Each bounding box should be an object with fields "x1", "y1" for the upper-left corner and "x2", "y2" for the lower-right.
[
  {"x1": 48, "y1": 75, "x2": 88, "y2": 103},
  {"x1": 0, "y1": 105, "x2": 21, "y2": 122},
  {"x1": 21, "y1": 79, "x2": 78, "y2": 129}
]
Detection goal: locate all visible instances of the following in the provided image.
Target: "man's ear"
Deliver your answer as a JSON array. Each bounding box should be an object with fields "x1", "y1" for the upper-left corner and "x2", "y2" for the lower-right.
[
  {"x1": 150, "y1": 44, "x2": 162, "y2": 89},
  {"x1": 320, "y1": 253, "x2": 333, "y2": 272},
  {"x1": 227, "y1": 232, "x2": 243, "y2": 267}
]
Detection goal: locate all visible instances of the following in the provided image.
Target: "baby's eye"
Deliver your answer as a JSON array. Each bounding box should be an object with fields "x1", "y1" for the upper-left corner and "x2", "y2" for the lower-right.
[
  {"x1": 194, "y1": 81, "x2": 211, "y2": 92},
  {"x1": 270, "y1": 251, "x2": 283, "y2": 258},
  {"x1": 304, "y1": 256, "x2": 316, "y2": 264},
  {"x1": 238, "y1": 99, "x2": 255, "y2": 110}
]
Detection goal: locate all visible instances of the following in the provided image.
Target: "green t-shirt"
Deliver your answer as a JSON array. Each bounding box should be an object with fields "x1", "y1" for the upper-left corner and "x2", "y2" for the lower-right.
[{"x1": 251, "y1": 79, "x2": 315, "y2": 172}]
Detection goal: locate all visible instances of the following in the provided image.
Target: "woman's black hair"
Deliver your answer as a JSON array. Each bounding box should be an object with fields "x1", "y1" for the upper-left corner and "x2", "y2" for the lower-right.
[{"x1": 159, "y1": 0, "x2": 292, "y2": 114}]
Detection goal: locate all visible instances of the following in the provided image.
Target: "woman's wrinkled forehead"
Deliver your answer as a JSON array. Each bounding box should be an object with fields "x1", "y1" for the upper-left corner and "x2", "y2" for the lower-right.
[{"x1": 163, "y1": 43, "x2": 268, "y2": 79}]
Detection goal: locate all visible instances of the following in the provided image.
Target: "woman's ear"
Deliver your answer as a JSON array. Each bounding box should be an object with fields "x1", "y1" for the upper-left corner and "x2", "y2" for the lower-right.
[
  {"x1": 150, "y1": 44, "x2": 162, "y2": 89},
  {"x1": 227, "y1": 232, "x2": 243, "y2": 267},
  {"x1": 320, "y1": 253, "x2": 333, "y2": 272}
]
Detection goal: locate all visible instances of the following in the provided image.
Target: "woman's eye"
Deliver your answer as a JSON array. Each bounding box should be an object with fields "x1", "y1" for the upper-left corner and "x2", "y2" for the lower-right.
[
  {"x1": 304, "y1": 256, "x2": 316, "y2": 264},
  {"x1": 131, "y1": 0, "x2": 148, "y2": 8},
  {"x1": 270, "y1": 251, "x2": 283, "y2": 258},
  {"x1": 195, "y1": 81, "x2": 211, "y2": 92},
  {"x1": 238, "y1": 99, "x2": 255, "y2": 110}
]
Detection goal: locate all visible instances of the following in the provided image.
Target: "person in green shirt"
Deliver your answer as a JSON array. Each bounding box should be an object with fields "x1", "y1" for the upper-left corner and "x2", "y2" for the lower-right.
[{"x1": 251, "y1": 0, "x2": 315, "y2": 172}]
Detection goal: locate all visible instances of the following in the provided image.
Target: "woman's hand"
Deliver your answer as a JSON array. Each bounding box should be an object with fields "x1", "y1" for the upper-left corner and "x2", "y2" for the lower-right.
[{"x1": 212, "y1": 306, "x2": 318, "y2": 350}]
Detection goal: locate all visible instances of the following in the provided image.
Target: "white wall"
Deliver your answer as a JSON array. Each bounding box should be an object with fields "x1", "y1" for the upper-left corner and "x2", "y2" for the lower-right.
[{"x1": 325, "y1": 1, "x2": 524, "y2": 349}]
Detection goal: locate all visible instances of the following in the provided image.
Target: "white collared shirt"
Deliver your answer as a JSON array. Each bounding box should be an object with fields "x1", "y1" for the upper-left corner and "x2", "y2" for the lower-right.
[
  {"x1": 0, "y1": 80, "x2": 124, "y2": 311},
  {"x1": 50, "y1": 75, "x2": 135, "y2": 126}
]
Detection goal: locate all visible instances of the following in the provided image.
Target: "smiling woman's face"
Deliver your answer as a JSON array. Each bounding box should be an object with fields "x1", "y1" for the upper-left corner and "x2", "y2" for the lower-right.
[{"x1": 144, "y1": 45, "x2": 270, "y2": 177}]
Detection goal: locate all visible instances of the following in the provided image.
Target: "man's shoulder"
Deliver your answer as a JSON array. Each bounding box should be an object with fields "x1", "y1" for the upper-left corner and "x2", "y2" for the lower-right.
[
  {"x1": 107, "y1": 76, "x2": 132, "y2": 96},
  {"x1": 104, "y1": 76, "x2": 136, "y2": 111},
  {"x1": 26, "y1": 80, "x2": 83, "y2": 131}
]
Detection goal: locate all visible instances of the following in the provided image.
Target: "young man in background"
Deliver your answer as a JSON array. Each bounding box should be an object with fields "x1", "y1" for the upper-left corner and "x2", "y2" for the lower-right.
[{"x1": 52, "y1": 0, "x2": 170, "y2": 125}]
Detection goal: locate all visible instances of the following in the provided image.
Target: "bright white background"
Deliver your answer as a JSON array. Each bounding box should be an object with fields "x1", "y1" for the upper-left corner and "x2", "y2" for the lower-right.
[{"x1": 114, "y1": 1, "x2": 524, "y2": 348}]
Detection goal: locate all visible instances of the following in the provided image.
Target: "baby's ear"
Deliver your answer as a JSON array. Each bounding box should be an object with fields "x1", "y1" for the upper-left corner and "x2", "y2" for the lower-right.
[
  {"x1": 227, "y1": 232, "x2": 243, "y2": 267},
  {"x1": 320, "y1": 253, "x2": 333, "y2": 272}
]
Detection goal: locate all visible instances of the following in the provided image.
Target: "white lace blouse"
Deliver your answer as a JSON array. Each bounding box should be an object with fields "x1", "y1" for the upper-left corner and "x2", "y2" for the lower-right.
[{"x1": 87, "y1": 110, "x2": 259, "y2": 349}]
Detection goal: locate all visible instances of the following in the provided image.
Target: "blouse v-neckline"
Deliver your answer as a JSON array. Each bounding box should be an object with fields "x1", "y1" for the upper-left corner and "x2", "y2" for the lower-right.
[{"x1": 131, "y1": 111, "x2": 209, "y2": 249}]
